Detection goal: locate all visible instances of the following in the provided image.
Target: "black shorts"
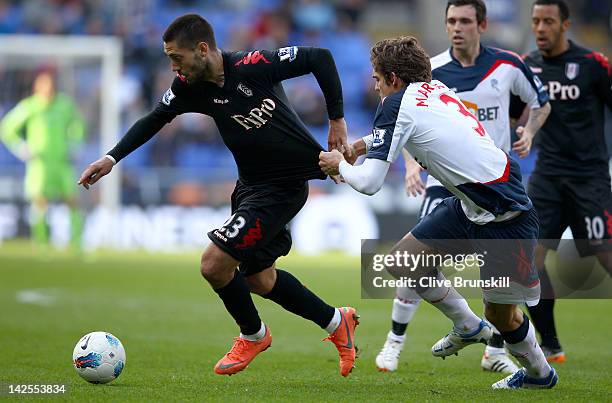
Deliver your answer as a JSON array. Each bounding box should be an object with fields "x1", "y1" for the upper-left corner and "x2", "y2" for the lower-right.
[
  {"x1": 528, "y1": 172, "x2": 612, "y2": 256},
  {"x1": 419, "y1": 186, "x2": 453, "y2": 219},
  {"x1": 208, "y1": 179, "x2": 308, "y2": 276}
]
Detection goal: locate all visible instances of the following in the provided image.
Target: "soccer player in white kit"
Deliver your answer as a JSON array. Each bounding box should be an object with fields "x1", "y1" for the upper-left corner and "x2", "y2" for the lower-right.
[
  {"x1": 379, "y1": 0, "x2": 551, "y2": 374},
  {"x1": 319, "y1": 36, "x2": 557, "y2": 389}
]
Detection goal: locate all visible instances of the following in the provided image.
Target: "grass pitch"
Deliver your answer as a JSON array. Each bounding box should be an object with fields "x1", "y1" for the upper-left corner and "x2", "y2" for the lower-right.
[{"x1": 1, "y1": 241, "x2": 611, "y2": 402}]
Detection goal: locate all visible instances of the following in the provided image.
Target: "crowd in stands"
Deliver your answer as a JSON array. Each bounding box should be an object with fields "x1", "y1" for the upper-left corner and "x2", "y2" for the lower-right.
[
  {"x1": 0, "y1": 0, "x2": 374, "y2": 179},
  {"x1": 0, "y1": 0, "x2": 609, "y2": 205}
]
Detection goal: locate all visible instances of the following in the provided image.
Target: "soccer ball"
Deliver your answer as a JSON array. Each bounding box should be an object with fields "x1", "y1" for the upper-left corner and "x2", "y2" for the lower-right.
[{"x1": 72, "y1": 331, "x2": 126, "y2": 384}]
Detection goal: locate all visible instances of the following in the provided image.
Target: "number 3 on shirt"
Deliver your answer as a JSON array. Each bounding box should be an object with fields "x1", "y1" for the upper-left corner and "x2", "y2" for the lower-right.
[{"x1": 439, "y1": 93, "x2": 486, "y2": 137}]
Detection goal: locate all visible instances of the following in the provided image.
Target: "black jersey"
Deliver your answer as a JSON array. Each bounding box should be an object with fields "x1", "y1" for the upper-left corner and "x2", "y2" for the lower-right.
[
  {"x1": 108, "y1": 47, "x2": 344, "y2": 184},
  {"x1": 522, "y1": 41, "x2": 612, "y2": 177}
]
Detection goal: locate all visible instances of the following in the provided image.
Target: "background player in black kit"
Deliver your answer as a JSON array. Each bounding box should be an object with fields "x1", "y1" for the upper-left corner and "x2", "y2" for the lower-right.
[
  {"x1": 77, "y1": 14, "x2": 360, "y2": 377},
  {"x1": 521, "y1": 0, "x2": 612, "y2": 363}
]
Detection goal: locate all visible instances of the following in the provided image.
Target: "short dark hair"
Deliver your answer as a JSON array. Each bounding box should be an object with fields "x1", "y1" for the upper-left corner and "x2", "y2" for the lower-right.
[
  {"x1": 370, "y1": 36, "x2": 432, "y2": 85},
  {"x1": 533, "y1": 0, "x2": 570, "y2": 21},
  {"x1": 163, "y1": 14, "x2": 217, "y2": 50},
  {"x1": 446, "y1": 0, "x2": 487, "y2": 24}
]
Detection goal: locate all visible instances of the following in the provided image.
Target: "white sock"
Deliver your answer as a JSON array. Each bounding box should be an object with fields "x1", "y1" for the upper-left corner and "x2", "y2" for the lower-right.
[
  {"x1": 324, "y1": 308, "x2": 342, "y2": 334},
  {"x1": 416, "y1": 272, "x2": 481, "y2": 333},
  {"x1": 505, "y1": 320, "x2": 551, "y2": 378},
  {"x1": 387, "y1": 330, "x2": 405, "y2": 343},
  {"x1": 392, "y1": 287, "x2": 421, "y2": 325},
  {"x1": 240, "y1": 322, "x2": 266, "y2": 341}
]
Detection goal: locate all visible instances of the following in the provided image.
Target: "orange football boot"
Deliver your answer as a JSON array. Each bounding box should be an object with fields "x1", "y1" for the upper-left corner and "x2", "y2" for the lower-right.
[
  {"x1": 541, "y1": 345, "x2": 566, "y2": 364},
  {"x1": 545, "y1": 351, "x2": 566, "y2": 364},
  {"x1": 324, "y1": 307, "x2": 360, "y2": 377},
  {"x1": 214, "y1": 326, "x2": 272, "y2": 375}
]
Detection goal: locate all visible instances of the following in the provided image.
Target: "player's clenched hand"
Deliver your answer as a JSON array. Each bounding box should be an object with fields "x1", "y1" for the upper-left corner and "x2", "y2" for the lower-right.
[
  {"x1": 512, "y1": 126, "x2": 533, "y2": 158},
  {"x1": 319, "y1": 150, "x2": 344, "y2": 176},
  {"x1": 328, "y1": 117, "x2": 351, "y2": 157},
  {"x1": 77, "y1": 156, "x2": 115, "y2": 189}
]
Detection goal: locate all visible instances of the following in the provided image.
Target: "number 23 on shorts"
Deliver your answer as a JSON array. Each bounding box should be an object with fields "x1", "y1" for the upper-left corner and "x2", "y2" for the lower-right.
[{"x1": 219, "y1": 213, "x2": 246, "y2": 239}]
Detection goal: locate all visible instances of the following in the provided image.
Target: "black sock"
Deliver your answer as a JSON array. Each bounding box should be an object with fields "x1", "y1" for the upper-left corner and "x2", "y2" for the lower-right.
[
  {"x1": 538, "y1": 265, "x2": 555, "y2": 300},
  {"x1": 488, "y1": 332, "x2": 505, "y2": 348},
  {"x1": 214, "y1": 270, "x2": 262, "y2": 335},
  {"x1": 262, "y1": 269, "x2": 335, "y2": 329},
  {"x1": 500, "y1": 313, "x2": 530, "y2": 344},
  {"x1": 392, "y1": 321, "x2": 408, "y2": 336},
  {"x1": 527, "y1": 266, "x2": 561, "y2": 349},
  {"x1": 528, "y1": 299, "x2": 560, "y2": 348}
]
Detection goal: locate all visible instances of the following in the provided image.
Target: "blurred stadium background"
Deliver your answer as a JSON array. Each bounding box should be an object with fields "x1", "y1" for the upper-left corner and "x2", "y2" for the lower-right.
[{"x1": 0, "y1": 0, "x2": 610, "y2": 253}]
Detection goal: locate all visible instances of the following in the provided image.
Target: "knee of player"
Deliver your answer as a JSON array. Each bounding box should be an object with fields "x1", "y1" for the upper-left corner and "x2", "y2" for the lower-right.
[
  {"x1": 200, "y1": 253, "x2": 222, "y2": 280},
  {"x1": 484, "y1": 302, "x2": 517, "y2": 332}
]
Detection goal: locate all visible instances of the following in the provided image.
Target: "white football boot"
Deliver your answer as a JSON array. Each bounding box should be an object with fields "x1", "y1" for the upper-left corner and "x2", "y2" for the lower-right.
[
  {"x1": 481, "y1": 347, "x2": 520, "y2": 373},
  {"x1": 432, "y1": 320, "x2": 492, "y2": 358},
  {"x1": 492, "y1": 367, "x2": 558, "y2": 389},
  {"x1": 375, "y1": 332, "x2": 404, "y2": 372}
]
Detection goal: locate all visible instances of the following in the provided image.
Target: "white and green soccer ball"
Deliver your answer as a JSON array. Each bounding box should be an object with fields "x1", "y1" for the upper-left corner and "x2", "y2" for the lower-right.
[{"x1": 72, "y1": 331, "x2": 126, "y2": 384}]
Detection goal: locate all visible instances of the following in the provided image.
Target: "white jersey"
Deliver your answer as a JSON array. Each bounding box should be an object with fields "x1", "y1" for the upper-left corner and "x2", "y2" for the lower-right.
[
  {"x1": 366, "y1": 80, "x2": 532, "y2": 224},
  {"x1": 425, "y1": 46, "x2": 548, "y2": 189}
]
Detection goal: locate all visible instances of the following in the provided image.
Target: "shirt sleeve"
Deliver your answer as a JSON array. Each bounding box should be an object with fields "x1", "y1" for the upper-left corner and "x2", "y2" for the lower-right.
[
  {"x1": 234, "y1": 47, "x2": 344, "y2": 119},
  {"x1": 365, "y1": 91, "x2": 412, "y2": 162},
  {"x1": 339, "y1": 157, "x2": 391, "y2": 196},
  {"x1": 107, "y1": 77, "x2": 189, "y2": 162},
  {"x1": 589, "y1": 51, "x2": 612, "y2": 111},
  {"x1": 511, "y1": 57, "x2": 549, "y2": 109}
]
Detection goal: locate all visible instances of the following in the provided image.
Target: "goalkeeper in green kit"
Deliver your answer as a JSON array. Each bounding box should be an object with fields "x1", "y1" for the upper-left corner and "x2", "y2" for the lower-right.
[{"x1": 0, "y1": 69, "x2": 85, "y2": 248}]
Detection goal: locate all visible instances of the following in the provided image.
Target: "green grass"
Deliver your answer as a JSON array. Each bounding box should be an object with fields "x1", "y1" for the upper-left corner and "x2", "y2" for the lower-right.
[{"x1": 1, "y1": 241, "x2": 611, "y2": 402}]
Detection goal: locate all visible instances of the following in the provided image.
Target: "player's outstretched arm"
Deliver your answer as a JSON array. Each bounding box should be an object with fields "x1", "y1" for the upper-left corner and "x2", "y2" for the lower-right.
[
  {"x1": 78, "y1": 155, "x2": 115, "y2": 189},
  {"x1": 78, "y1": 104, "x2": 174, "y2": 190},
  {"x1": 319, "y1": 150, "x2": 390, "y2": 196}
]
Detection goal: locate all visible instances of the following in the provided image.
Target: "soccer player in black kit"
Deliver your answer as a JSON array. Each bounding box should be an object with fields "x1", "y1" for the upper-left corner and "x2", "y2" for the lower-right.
[
  {"x1": 77, "y1": 14, "x2": 360, "y2": 377},
  {"x1": 521, "y1": 0, "x2": 612, "y2": 363}
]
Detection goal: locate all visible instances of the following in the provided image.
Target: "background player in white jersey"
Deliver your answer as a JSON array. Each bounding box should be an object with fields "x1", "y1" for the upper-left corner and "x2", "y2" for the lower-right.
[
  {"x1": 377, "y1": 0, "x2": 551, "y2": 374},
  {"x1": 320, "y1": 36, "x2": 557, "y2": 389}
]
